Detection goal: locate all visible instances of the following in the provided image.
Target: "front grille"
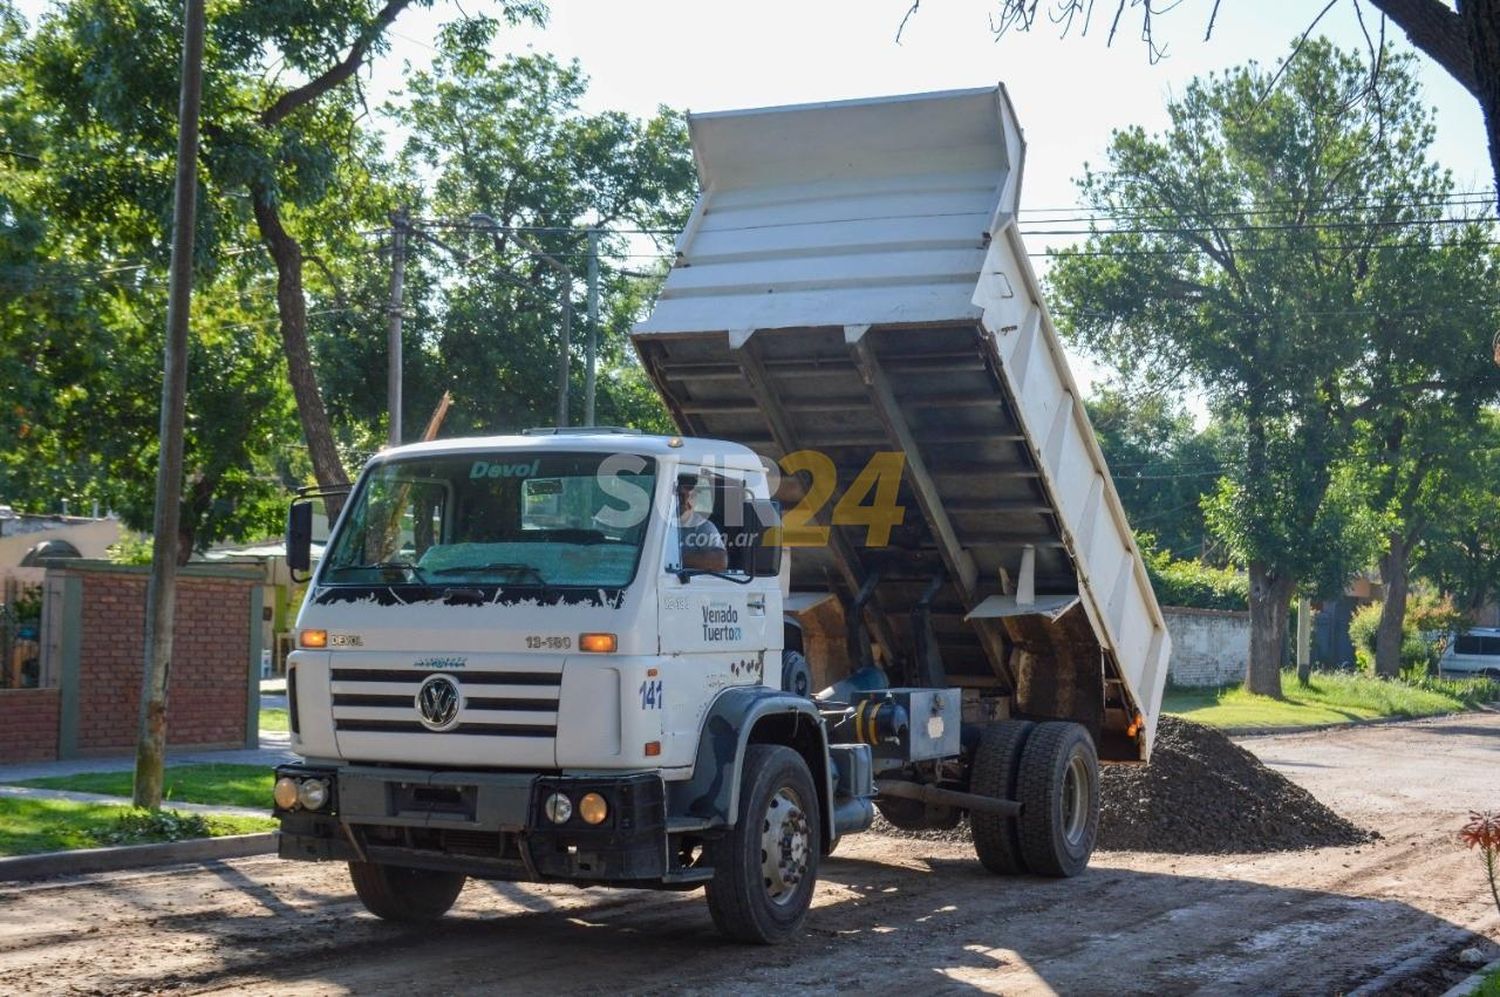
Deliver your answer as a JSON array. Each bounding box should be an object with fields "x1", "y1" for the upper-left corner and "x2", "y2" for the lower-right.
[
  {"x1": 335, "y1": 719, "x2": 554, "y2": 737},
  {"x1": 330, "y1": 668, "x2": 562, "y2": 686},
  {"x1": 329, "y1": 664, "x2": 561, "y2": 739}
]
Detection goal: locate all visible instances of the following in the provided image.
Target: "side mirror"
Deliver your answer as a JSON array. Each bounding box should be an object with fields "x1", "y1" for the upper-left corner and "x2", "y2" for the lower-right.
[
  {"x1": 286, "y1": 501, "x2": 313, "y2": 576},
  {"x1": 746, "y1": 499, "x2": 782, "y2": 578}
]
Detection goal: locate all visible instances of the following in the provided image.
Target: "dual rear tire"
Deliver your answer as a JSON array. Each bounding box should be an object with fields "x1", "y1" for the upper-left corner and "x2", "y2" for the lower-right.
[{"x1": 971, "y1": 720, "x2": 1099, "y2": 878}]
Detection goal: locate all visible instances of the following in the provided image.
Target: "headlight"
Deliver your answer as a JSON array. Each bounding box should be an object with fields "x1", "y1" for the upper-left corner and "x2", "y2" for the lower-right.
[
  {"x1": 578, "y1": 792, "x2": 608, "y2": 825},
  {"x1": 544, "y1": 792, "x2": 573, "y2": 824},
  {"x1": 273, "y1": 776, "x2": 299, "y2": 810},
  {"x1": 297, "y1": 778, "x2": 329, "y2": 810}
]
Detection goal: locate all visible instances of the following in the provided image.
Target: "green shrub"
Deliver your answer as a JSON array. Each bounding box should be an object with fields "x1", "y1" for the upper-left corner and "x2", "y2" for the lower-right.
[
  {"x1": 1142, "y1": 543, "x2": 1248, "y2": 611},
  {"x1": 106, "y1": 533, "x2": 153, "y2": 565},
  {"x1": 86, "y1": 808, "x2": 211, "y2": 847},
  {"x1": 1350, "y1": 589, "x2": 1466, "y2": 674}
]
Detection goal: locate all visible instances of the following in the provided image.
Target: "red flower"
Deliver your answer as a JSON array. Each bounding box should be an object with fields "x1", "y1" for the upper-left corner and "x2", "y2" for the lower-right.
[{"x1": 1461, "y1": 811, "x2": 1500, "y2": 852}]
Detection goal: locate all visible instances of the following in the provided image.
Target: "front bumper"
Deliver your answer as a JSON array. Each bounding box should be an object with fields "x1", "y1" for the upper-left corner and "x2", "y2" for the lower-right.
[{"x1": 275, "y1": 764, "x2": 671, "y2": 884}]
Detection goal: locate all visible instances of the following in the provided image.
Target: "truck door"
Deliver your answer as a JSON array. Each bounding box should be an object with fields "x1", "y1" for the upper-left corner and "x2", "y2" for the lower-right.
[{"x1": 658, "y1": 468, "x2": 778, "y2": 712}]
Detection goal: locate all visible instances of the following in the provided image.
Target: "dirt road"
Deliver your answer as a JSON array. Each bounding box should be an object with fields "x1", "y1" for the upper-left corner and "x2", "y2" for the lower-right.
[{"x1": 2, "y1": 713, "x2": 1497, "y2": 995}]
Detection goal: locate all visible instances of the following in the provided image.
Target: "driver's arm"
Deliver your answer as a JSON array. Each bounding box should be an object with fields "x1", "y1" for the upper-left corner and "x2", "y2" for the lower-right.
[{"x1": 681, "y1": 519, "x2": 729, "y2": 572}]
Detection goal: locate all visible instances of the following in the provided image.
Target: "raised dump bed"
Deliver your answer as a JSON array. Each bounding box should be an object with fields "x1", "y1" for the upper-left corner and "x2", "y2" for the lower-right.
[{"x1": 634, "y1": 86, "x2": 1170, "y2": 760}]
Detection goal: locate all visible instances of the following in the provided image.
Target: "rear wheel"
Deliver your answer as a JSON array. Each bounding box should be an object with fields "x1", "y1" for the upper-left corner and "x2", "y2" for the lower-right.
[
  {"x1": 969, "y1": 720, "x2": 1034, "y2": 875},
  {"x1": 1015, "y1": 722, "x2": 1099, "y2": 877},
  {"x1": 348, "y1": 861, "x2": 467, "y2": 922},
  {"x1": 705, "y1": 745, "x2": 820, "y2": 944}
]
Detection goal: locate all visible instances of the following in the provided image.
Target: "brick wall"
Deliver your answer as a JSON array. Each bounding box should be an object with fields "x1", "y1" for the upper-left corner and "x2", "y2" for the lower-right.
[
  {"x1": 73, "y1": 569, "x2": 253, "y2": 755},
  {"x1": 0, "y1": 689, "x2": 60, "y2": 762},
  {"x1": 1163, "y1": 606, "x2": 1252, "y2": 687}
]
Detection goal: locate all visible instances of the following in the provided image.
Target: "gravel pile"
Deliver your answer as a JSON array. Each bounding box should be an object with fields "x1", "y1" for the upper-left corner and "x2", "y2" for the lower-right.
[{"x1": 871, "y1": 716, "x2": 1375, "y2": 854}]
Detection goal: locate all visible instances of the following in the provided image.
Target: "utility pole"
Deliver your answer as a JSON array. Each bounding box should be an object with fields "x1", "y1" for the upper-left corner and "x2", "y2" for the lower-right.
[
  {"x1": 386, "y1": 208, "x2": 409, "y2": 447},
  {"x1": 584, "y1": 229, "x2": 600, "y2": 426},
  {"x1": 557, "y1": 289, "x2": 572, "y2": 427},
  {"x1": 134, "y1": 0, "x2": 205, "y2": 810}
]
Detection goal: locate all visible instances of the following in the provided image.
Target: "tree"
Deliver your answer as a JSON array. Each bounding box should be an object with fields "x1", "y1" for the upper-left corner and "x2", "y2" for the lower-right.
[
  {"x1": 1048, "y1": 40, "x2": 1453, "y2": 697},
  {"x1": 1085, "y1": 387, "x2": 1228, "y2": 558},
  {"x1": 1346, "y1": 230, "x2": 1500, "y2": 675},
  {"x1": 918, "y1": 0, "x2": 1500, "y2": 208},
  {"x1": 18, "y1": 1, "x2": 547, "y2": 518},
  {"x1": 372, "y1": 48, "x2": 695, "y2": 436},
  {"x1": 1413, "y1": 408, "x2": 1500, "y2": 615},
  {"x1": 0, "y1": 2, "x2": 310, "y2": 556}
]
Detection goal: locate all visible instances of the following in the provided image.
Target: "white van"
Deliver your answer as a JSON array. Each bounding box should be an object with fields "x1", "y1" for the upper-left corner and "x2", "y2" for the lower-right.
[{"x1": 1438, "y1": 628, "x2": 1500, "y2": 677}]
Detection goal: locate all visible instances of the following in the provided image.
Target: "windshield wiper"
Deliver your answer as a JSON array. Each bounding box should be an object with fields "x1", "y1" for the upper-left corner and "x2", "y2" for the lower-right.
[
  {"x1": 432, "y1": 562, "x2": 549, "y2": 585},
  {"x1": 362, "y1": 560, "x2": 434, "y2": 585}
]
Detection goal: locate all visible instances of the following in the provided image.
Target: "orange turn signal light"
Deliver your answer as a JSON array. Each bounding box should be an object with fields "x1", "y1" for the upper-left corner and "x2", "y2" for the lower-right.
[
  {"x1": 299, "y1": 629, "x2": 328, "y2": 649},
  {"x1": 579, "y1": 632, "x2": 617, "y2": 653},
  {"x1": 644, "y1": 741, "x2": 661, "y2": 757}
]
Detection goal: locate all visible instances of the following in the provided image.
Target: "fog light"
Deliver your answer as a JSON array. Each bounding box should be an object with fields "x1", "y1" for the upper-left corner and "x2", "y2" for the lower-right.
[
  {"x1": 578, "y1": 792, "x2": 608, "y2": 825},
  {"x1": 544, "y1": 792, "x2": 572, "y2": 824},
  {"x1": 273, "y1": 776, "x2": 299, "y2": 810},
  {"x1": 297, "y1": 778, "x2": 329, "y2": 810}
]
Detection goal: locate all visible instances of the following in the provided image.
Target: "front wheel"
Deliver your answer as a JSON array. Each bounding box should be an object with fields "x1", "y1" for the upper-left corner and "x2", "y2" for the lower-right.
[
  {"x1": 348, "y1": 861, "x2": 466, "y2": 922},
  {"x1": 705, "y1": 744, "x2": 820, "y2": 944}
]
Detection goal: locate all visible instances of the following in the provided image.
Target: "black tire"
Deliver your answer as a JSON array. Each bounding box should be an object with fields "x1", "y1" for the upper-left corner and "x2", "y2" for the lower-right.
[
  {"x1": 348, "y1": 861, "x2": 467, "y2": 922},
  {"x1": 705, "y1": 744, "x2": 820, "y2": 944},
  {"x1": 969, "y1": 720, "x2": 1034, "y2": 875},
  {"x1": 1015, "y1": 721, "x2": 1099, "y2": 878}
]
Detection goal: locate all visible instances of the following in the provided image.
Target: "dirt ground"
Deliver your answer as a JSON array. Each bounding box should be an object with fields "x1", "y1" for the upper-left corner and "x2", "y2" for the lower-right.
[{"x1": 2, "y1": 712, "x2": 1497, "y2": 996}]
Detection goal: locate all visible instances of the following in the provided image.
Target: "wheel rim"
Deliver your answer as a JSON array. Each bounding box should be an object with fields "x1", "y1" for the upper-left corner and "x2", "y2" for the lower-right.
[
  {"x1": 1061, "y1": 751, "x2": 1091, "y2": 847},
  {"x1": 759, "y1": 785, "x2": 811, "y2": 905}
]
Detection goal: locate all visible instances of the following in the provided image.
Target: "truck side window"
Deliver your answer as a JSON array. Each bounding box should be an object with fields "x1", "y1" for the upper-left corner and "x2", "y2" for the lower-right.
[{"x1": 675, "y1": 473, "x2": 729, "y2": 572}]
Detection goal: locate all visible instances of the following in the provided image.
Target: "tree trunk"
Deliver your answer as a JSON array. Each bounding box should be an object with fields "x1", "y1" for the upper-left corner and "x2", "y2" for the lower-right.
[
  {"x1": 1246, "y1": 561, "x2": 1293, "y2": 699},
  {"x1": 251, "y1": 187, "x2": 350, "y2": 520},
  {"x1": 1375, "y1": 531, "x2": 1411, "y2": 678},
  {"x1": 1459, "y1": 0, "x2": 1500, "y2": 205},
  {"x1": 1372, "y1": 0, "x2": 1499, "y2": 204}
]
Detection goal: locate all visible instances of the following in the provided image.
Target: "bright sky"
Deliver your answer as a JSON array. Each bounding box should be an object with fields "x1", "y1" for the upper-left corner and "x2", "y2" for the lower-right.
[
  {"x1": 14, "y1": 0, "x2": 1495, "y2": 402},
  {"x1": 365, "y1": 0, "x2": 1491, "y2": 400},
  {"x1": 369, "y1": 0, "x2": 1491, "y2": 215}
]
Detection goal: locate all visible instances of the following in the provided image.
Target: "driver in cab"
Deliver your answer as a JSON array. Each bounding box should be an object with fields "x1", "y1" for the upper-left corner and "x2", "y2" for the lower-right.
[{"x1": 677, "y1": 475, "x2": 728, "y2": 572}]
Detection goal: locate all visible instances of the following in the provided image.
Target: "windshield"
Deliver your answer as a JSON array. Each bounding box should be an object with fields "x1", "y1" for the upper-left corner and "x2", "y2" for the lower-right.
[{"x1": 321, "y1": 451, "x2": 657, "y2": 588}]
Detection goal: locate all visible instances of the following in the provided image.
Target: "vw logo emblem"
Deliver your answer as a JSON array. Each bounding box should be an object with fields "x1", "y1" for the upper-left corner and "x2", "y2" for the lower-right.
[{"x1": 415, "y1": 674, "x2": 462, "y2": 732}]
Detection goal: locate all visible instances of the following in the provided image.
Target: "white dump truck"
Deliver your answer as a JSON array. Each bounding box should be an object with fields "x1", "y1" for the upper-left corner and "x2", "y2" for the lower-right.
[{"x1": 273, "y1": 86, "x2": 1170, "y2": 944}]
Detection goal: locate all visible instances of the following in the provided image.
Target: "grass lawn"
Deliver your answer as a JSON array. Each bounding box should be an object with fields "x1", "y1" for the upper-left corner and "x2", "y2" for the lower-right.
[
  {"x1": 18, "y1": 763, "x2": 275, "y2": 810},
  {"x1": 0, "y1": 797, "x2": 273, "y2": 857},
  {"x1": 259, "y1": 706, "x2": 289, "y2": 732},
  {"x1": 1164, "y1": 669, "x2": 1498, "y2": 730}
]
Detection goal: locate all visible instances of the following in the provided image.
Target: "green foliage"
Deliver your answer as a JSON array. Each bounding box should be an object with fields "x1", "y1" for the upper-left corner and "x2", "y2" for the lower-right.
[
  {"x1": 87, "y1": 807, "x2": 212, "y2": 847},
  {"x1": 105, "y1": 531, "x2": 153, "y2": 565},
  {"x1": 1203, "y1": 460, "x2": 1385, "y2": 603},
  {"x1": 1348, "y1": 588, "x2": 1467, "y2": 674},
  {"x1": 1046, "y1": 39, "x2": 1476, "y2": 692},
  {"x1": 1141, "y1": 538, "x2": 1246, "y2": 610},
  {"x1": 1413, "y1": 409, "x2": 1500, "y2": 614},
  {"x1": 1088, "y1": 388, "x2": 1227, "y2": 557},
  {"x1": 0, "y1": 797, "x2": 273, "y2": 856},
  {"x1": 369, "y1": 48, "x2": 694, "y2": 439}
]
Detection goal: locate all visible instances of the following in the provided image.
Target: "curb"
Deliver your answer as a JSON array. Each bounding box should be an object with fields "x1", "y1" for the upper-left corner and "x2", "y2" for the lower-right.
[
  {"x1": 1439, "y1": 955, "x2": 1500, "y2": 997},
  {"x1": 0, "y1": 832, "x2": 277, "y2": 883},
  {"x1": 1224, "y1": 705, "x2": 1499, "y2": 739}
]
